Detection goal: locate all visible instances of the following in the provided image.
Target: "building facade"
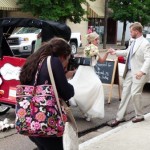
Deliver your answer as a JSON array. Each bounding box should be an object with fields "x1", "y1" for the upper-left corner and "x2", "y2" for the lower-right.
[
  {"x1": 0, "y1": 0, "x2": 118, "y2": 46},
  {"x1": 0, "y1": 0, "x2": 32, "y2": 18},
  {"x1": 67, "y1": 0, "x2": 106, "y2": 46},
  {"x1": 67, "y1": 0, "x2": 117, "y2": 46}
]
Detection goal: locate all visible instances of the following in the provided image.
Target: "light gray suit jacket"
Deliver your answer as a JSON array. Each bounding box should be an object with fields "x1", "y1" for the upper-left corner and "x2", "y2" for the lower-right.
[{"x1": 116, "y1": 36, "x2": 150, "y2": 83}]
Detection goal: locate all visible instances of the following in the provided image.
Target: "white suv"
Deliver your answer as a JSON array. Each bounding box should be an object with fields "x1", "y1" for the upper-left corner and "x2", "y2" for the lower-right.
[
  {"x1": 7, "y1": 27, "x2": 82, "y2": 56},
  {"x1": 70, "y1": 32, "x2": 82, "y2": 54},
  {"x1": 7, "y1": 27, "x2": 41, "y2": 56}
]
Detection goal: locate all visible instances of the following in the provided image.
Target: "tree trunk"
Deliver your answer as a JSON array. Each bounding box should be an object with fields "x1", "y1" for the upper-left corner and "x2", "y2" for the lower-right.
[
  {"x1": 121, "y1": 20, "x2": 127, "y2": 46},
  {"x1": 103, "y1": 0, "x2": 108, "y2": 49}
]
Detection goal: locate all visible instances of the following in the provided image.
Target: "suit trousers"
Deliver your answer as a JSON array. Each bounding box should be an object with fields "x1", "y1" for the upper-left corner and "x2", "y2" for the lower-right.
[{"x1": 116, "y1": 71, "x2": 145, "y2": 121}]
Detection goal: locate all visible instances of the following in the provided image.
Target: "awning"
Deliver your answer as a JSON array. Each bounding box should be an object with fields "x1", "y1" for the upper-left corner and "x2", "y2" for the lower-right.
[
  {"x1": 87, "y1": 0, "x2": 104, "y2": 18},
  {"x1": 0, "y1": 0, "x2": 20, "y2": 11},
  {"x1": 87, "y1": 7, "x2": 100, "y2": 18}
]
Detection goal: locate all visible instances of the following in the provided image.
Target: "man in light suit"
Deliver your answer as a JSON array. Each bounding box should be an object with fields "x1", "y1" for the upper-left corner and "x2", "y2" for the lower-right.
[{"x1": 109, "y1": 22, "x2": 150, "y2": 127}]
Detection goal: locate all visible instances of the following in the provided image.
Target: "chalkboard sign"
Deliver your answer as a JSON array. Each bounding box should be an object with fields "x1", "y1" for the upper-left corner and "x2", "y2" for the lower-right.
[
  {"x1": 94, "y1": 60, "x2": 115, "y2": 84},
  {"x1": 95, "y1": 59, "x2": 121, "y2": 103}
]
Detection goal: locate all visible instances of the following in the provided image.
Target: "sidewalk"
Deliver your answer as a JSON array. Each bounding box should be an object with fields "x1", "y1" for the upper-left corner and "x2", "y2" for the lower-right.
[{"x1": 79, "y1": 113, "x2": 150, "y2": 150}]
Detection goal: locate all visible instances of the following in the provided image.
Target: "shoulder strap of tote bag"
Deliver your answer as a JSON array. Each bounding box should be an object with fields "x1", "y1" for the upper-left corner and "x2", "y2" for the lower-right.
[
  {"x1": 47, "y1": 56, "x2": 78, "y2": 133},
  {"x1": 47, "y1": 56, "x2": 63, "y2": 119},
  {"x1": 34, "y1": 58, "x2": 45, "y2": 86}
]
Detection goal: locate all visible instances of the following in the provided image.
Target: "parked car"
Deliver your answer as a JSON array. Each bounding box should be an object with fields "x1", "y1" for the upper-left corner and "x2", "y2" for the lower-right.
[
  {"x1": 118, "y1": 56, "x2": 126, "y2": 64},
  {"x1": 7, "y1": 27, "x2": 40, "y2": 56},
  {"x1": 143, "y1": 30, "x2": 150, "y2": 37},
  {"x1": 7, "y1": 27, "x2": 82, "y2": 56},
  {"x1": 70, "y1": 32, "x2": 82, "y2": 54},
  {"x1": 146, "y1": 36, "x2": 150, "y2": 43}
]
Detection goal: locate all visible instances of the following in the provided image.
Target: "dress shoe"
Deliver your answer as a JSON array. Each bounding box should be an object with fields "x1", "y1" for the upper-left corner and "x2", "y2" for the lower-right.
[
  {"x1": 86, "y1": 117, "x2": 91, "y2": 122},
  {"x1": 83, "y1": 114, "x2": 91, "y2": 121},
  {"x1": 132, "y1": 117, "x2": 144, "y2": 123},
  {"x1": 110, "y1": 119, "x2": 125, "y2": 127}
]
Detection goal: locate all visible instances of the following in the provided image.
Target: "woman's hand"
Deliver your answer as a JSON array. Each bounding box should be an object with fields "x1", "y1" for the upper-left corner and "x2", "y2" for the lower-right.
[
  {"x1": 65, "y1": 70, "x2": 76, "y2": 79},
  {"x1": 108, "y1": 48, "x2": 116, "y2": 55},
  {"x1": 106, "y1": 50, "x2": 110, "y2": 55}
]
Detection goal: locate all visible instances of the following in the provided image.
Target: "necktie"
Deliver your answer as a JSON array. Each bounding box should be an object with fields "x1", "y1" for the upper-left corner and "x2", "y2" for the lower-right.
[{"x1": 128, "y1": 40, "x2": 135, "y2": 70}]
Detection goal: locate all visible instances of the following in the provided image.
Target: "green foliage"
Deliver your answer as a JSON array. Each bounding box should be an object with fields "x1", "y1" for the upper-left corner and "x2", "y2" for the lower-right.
[
  {"x1": 17, "y1": 0, "x2": 95, "y2": 23},
  {"x1": 108, "y1": 0, "x2": 150, "y2": 25}
]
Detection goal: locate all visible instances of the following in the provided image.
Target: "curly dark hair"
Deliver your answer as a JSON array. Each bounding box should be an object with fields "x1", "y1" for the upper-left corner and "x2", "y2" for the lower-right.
[{"x1": 20, "y1": 37, "x2": 71, "y2": 84}]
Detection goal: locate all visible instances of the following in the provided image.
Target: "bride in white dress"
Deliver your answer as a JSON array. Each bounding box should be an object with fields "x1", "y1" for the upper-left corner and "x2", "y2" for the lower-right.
[{"x1": 68, "y1": 32, "x2": 109, "y2": 121}]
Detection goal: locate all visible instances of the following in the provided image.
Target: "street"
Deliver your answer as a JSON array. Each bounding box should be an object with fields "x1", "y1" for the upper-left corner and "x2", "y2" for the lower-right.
[
  {"x1": 0, "y1": 81, "x2": 149, "y2": 149},
  {"x1": 0, "y1": 0, "x2": 149, "y2": 149}
]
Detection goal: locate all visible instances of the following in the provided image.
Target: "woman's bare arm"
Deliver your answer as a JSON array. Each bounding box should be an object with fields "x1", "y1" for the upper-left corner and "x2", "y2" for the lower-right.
[{"x1": 97, "y1": 51, "x2": 109, "y2": 63}]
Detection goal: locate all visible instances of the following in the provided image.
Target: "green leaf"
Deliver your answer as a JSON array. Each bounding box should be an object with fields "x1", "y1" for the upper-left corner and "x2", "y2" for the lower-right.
[{"x1": 17, "y1": 0, "x2": 96, "y2": 23}]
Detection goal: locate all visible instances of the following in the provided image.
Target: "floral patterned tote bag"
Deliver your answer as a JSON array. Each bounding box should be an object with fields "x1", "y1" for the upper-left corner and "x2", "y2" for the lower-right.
[{"x1": 15, "y1": 57, "x2": 67, "y2": 137}]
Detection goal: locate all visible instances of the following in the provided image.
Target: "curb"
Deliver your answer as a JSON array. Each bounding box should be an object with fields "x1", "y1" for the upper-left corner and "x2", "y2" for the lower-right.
[{"x1": 79, "y1": 113, "x2": 150, "y2": 149}]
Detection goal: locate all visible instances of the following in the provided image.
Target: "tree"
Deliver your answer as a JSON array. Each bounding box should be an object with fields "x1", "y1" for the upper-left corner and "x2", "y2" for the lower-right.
[
  {"x1": 108, "y1": 0, "x2": 150, "y2": 45},
  {"x1": 103, "y1": 0, "x2": 108, "y2": 49},
  {"x1": 17, "y1": 0, "x2": 95, "y2": 23}
]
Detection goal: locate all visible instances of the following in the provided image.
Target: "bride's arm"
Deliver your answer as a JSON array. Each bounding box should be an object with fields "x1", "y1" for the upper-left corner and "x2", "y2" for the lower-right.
[{"x1": 97, "y1": 51, "x2": 109, "y2": 63}]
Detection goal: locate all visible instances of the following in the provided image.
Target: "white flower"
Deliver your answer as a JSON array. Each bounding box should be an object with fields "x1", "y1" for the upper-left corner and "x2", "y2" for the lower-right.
[
  {"x1": 84, "y1": 44, "x2": 99, "y2": 57},
  {"x1": 19, "y1": 100, "x2": 30, "y2": 109}
]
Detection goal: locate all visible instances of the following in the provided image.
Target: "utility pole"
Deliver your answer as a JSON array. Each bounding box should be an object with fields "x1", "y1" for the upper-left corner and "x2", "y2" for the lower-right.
[{"x1": 103, "y1": 0, "x2": 108, "y2": 49}]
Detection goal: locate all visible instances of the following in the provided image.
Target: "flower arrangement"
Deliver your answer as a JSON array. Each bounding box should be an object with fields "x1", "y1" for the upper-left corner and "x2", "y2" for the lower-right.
[{"x1": 84, "y1": 44, "x2": 99, "y2": 57}]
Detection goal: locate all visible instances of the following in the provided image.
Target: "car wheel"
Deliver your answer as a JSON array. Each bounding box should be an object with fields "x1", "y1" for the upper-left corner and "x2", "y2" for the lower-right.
[
  {"x1": 70, "y1": 42, "x2": 77, "y2": 54},
  {"x1": 0, "y1": 106, "x2": 10, "y2": 115}
]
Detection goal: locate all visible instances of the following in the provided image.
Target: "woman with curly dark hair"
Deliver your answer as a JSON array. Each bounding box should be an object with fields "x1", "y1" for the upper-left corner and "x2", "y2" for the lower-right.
[{"x1": 19, "y1": 37, "x2": 74, "y2": 150}]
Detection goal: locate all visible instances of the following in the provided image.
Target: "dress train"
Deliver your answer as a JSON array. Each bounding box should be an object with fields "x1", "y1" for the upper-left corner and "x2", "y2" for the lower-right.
[{"x1": 68, "y1": 65, "x2": 104, "y2": 120}]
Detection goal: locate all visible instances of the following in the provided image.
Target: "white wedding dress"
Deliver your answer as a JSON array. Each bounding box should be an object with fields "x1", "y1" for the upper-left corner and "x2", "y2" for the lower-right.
[{"x1": 68, "y1": 62, "x2": 104, "y2": 120}]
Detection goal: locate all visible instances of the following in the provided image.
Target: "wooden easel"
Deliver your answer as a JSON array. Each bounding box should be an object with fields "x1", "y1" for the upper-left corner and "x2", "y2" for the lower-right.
[{"x1": 102, "y1": 59, "x2": 121, "y2": 103}]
